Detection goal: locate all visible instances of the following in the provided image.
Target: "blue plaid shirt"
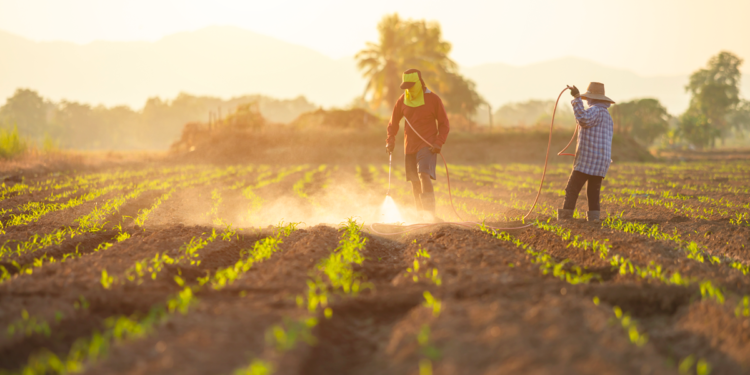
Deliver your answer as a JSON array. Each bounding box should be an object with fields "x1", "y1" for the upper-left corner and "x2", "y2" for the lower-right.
[{"x1": 571, "y1": 97, "x2": 613, "y2": 177}]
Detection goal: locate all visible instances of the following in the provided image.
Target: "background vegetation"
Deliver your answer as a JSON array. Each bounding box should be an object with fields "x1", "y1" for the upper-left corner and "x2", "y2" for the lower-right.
[
  {"x1": 0, "y1": 91, "x2": 316, "y2": 151},
  {"x1": 1, "y1": 14, "x2": 749, "y2": 158},
  {"x1": 355, "y1": 13, "x2": 484, "y2": 121}
]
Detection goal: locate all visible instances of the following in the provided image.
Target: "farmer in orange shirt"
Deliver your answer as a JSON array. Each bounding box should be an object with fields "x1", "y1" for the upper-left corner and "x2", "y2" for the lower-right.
[{"x1": 386, "y1": 69, "x2": 450, "y2": 222}]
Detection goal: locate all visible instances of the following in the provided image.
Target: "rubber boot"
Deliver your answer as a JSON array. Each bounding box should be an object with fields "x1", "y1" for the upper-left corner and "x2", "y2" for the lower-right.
[
  {"x1": 586, "y1": 211, "x2": 601, "y2": 224},
  {"x1": 421, "y1": 192, "x2": 443, "y2": 223},
  {"x1": 557, "y1": 208, "x2": 574, "y2": 220}
]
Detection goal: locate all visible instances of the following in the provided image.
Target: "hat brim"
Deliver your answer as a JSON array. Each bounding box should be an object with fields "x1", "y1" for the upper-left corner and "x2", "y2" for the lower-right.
[
  {"x1": 581, "y1": 92, "x2": 615, "y2": 104},
  {"x1": 400, "y1": 81, "x2": 416, "y2": 89}
]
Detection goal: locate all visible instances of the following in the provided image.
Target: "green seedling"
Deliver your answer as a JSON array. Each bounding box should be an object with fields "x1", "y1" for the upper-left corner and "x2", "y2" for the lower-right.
[
  {"x1": 480, "y1": 224, "x2": 598, "y2": 285},
  {"x1": 233, "y1": 360, "x2": 274, "y2": 375},
  {"x1": 6, "y1": 309, "x2": 51, "y2": 338},
  {"x1": 266, "y1": 317, "x2": 318, "y2": 351},
  {"x1": 734, "y1": 296, "x2": 750, "y2": 317},
  {"x1": 423, "y1": 291, "x2": 442, "y2": 317}
]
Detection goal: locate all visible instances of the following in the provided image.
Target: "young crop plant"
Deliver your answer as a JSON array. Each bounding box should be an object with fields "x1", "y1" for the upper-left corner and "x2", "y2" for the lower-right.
[
  {"x1": 210, "y1": 221, "x2": 299, "y2": 290},
  {"x1": 251, "y1": 165, "x2": 307, "y2": 190},
  {"x1": 405, "y1": 242, "x2": 442, "y2": 286},
  {"x1": 0, "y1": 181, "x2": 127, "y2": 233},
  {"x1": 292, "y1": 165, "x2": 330, "y2": 208},
  {"x1": 0, "y1": 167, "x2": 111, "y2": 202},
  {"x1": 405, "y1": 239, "x2": 443, "y2": 373},
  {"x1": 730, "y1": 212, "x2": 749, "y2": 227},
  {"x1": 479, "y1": 224, "x2": 598, "y2": 285},
  {"x1": 602, "y1": 211, "x2": 750, "y2": 276},
  {"x1": 232, "y1": 317, "x2": 318, "y2": 375},
  {"x1": 239, "y1": 165, "x2": 308, "y2": 222},
  {"x1": 735, "y1": 296, "x2": 750, "y2": 317},
  {"x1": 235, "y1": 220, "x2": 370, "y2": 375},
  {"x1": 610, "y1": 305, "x2": 648, "y2": 347},
  {"x1": 116, "y1": 229, "x2": 222, "y2": 287},
  {"x1": 133, "y1": 188, "x2": 176, "y2": 228},
  {"x1": 205, "y1": 188, "x2": 228, "y2": 227},
  {"x1": 0, "y1": 182, "x2": 154, "y2": 260},
  {"x1": 677, "y1": 355, "x2": 712, "y2": 375},
  {"x1": 12, "y1": 221, "x2": 300, "y2": 375},
  {"x1": 538, "y1": 218, "x2": 732, "y2": 306},
  {"x1": 416, "y1": 324, "x2": 441, "y2": 375},
  {"x1": 11, "y1": 280, "x2": 199, "y2": 375},
  {"x1": 0, "y1": 166, "x2": 250, "y2": 285},
  {"x1": 312, "y1": 218, "x2": 370, "y2": 301},
  {"x1": 5, "y1": 309, "x2": 60, "y2": 339},
  {"x1": 233, "y1": 360, "x2": 275, "y2": 375},
  {"x1": 0, "y1": 166, "x2": 238, "y2": 270},
  {"x1": 266, "y1": 317, "x2": 318, "y2": 351},
  {"x1": 536, "y1": 219, "x2": 611, "y2": 259}
]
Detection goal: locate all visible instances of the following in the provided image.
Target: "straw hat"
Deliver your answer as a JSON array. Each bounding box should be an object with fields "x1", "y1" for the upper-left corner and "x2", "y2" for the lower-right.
[{"x1": 580, "y1": 82, "x2": 615, "y2": 103}]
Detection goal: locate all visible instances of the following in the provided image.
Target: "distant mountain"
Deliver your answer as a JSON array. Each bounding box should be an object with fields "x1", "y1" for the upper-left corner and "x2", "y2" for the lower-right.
[
  {"x1": 463, "y1": 57, "x2": 750, "y2": 115},
  {"x1": 1, "y1": 27, "x2": 747, "y2": 115},
  {"x1": 463, "y1": 58, "x2": 673, "y2": 115},
  {"x1": 0, "y1": 26, "x2": 365, "y2": 109}
]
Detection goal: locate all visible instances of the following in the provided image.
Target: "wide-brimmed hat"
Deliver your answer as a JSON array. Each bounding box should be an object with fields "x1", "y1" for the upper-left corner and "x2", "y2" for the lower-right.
[
  {"x1": 580, "y1": 82, "x2": 615, "y2": 103},
  {"x1": 400, "y1": 69, "x2": 424, "y2": 89}
]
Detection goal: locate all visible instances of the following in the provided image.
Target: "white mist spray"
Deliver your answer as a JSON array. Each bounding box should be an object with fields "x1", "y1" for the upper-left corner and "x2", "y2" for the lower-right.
[{"x1": 379, "y1": 195, "x2": 403, "y2": 223}]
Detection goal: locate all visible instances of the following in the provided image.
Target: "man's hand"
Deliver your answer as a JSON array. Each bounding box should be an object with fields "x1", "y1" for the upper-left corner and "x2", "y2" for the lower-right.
[
  {"x1": 569, "y1": 85, "x2": 580, "y2": 98},
  {"x1": 386, "y1": 143, "x2": 395, "y2": 154},
  {"x1": 429, "y1": 145, "x2": 442, "y2": 154}
]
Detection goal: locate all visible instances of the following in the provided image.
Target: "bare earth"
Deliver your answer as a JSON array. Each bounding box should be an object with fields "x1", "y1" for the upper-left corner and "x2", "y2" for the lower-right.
[{"x1": 1, "y1": 155, "x2": 749, "y2": 375}]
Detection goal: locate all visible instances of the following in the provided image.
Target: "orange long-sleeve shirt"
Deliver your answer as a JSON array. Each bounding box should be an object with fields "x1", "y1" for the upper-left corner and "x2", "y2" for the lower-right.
[{"x1": 387, "y1": 92, "x2": 450, "y2": 155}]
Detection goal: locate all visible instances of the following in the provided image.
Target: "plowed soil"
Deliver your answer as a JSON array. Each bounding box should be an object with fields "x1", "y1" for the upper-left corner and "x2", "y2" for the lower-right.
[{"x1": 1, "y1": 158, "x2": 750, "y2": 375}]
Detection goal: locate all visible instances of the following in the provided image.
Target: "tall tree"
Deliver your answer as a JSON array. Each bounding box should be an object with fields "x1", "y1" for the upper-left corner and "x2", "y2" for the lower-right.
[
  {"x1": 432, "y1": 72, "x2": 484, "y2": 118},
  {"x1": 0, "y1": 88, "x2": 52, "y2": 140},
  {"x1": 355, "y1": 14, "x2": 409, "y2": 110},
  {"x1": 355, "y1": 14, "x2": 481, "y2": 116},
  {"x1": 609, "y1": 98, "x2": 671, "y2": 146},
  {"x1": 681, "y1": 51, "x2": 743, "y2": 147}
]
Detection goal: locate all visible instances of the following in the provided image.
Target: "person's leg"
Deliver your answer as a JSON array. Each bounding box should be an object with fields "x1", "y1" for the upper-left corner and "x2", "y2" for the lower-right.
[
  {"x1": 559, "y1": 170, "x2": 587, "y2": 219},
  {"x1": 585, "y1": 175, "x2": 604, "y2": 222},
  {"x1": 419, "y1": 172, "x2": 435, "y2": 212},
  {"x1": 563, "y1": 171, "x2": 588, "y2": 209},
  {"x1": 411, "y1": 180, "x2": 423, "y2": 211},
  {"x1": 416, "y1": 147, "x2": 441, "y2": 222},
  {"x1": 404, "y1": 153, "x2": 422, "y2": 210}
]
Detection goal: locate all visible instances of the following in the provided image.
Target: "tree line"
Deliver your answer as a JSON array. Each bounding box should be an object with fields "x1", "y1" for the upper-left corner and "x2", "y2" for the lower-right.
[
  {"x1": 1, "y1": 14, "x2": 748, "y2": 152},
  {"x1": 355, "y1": 13, "x2": 484, "y2": 121},
  {"x1": 0, "y1": 91, "x2": 316, "y2": 150},
  {"x1": 356, "y1": 14, "x2": 750, "y2": 149},
  {"x1": 607, "y1": 51, "x2": 749, "y2": 149}
]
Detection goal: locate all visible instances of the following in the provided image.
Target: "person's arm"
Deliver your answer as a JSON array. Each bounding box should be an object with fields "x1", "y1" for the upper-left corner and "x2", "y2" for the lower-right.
[
  {"x1": 571, "y1": 97, "x2": 601, "y2": 129},
  {"x1": 386, "y1": 98, "x2": 403, "y2": 152},
  {"x1": 433, "y1": 96, "x2": 450, "y2": 150}
]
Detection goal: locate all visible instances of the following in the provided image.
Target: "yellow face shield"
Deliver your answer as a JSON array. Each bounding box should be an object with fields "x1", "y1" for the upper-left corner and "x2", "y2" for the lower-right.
[{"x1": 403, "y1": 72, "x2": 425, "y2": 107}]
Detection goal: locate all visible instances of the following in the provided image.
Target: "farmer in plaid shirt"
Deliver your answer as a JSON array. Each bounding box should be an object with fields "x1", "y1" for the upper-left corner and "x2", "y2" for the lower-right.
[{"x1": 557, "y1": 82, "x2": 614, "y2": 223}]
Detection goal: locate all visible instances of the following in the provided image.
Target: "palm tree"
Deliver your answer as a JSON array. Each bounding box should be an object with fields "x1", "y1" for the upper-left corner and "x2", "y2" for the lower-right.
[
  {"x1": 355, "y1": 14, "x2": 407, "y2": 110},
  {"x1": 402, "y1": 20, "x2": 456, "y2": 79},
  {"x1": 356, "y1": 14, "x2": 457, "y2": 111}
]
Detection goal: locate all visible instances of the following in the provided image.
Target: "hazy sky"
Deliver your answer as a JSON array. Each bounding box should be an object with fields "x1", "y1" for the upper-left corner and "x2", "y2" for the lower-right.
[{"x1": 1, "y1": 0, "x2": 748, "y2": 76}]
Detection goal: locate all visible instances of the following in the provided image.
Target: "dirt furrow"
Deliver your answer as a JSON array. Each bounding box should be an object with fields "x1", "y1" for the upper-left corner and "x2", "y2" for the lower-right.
[{"x1": 81, "y1": 225, "x2": 340, "y2": 375}]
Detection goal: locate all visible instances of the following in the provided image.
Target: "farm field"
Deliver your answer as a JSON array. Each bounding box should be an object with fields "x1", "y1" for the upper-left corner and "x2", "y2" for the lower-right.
[{"x1": 1, "y1": 160, "x2": 750, "y2": 374}]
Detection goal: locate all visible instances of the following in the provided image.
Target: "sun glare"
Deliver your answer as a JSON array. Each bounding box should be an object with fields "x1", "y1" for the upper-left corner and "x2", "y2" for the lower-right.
[{"x1": 380, "y1": 195, "x2": 403, "y2": 224}]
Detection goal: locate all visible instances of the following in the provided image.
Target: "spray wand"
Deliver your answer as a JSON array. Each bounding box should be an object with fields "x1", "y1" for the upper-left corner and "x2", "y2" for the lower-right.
[{"x1": 386, "y1": 151, "x2": 392, "y2": 196}]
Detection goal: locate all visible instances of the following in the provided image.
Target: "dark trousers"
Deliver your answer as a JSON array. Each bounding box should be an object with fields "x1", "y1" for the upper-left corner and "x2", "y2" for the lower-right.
[{"x1": 563, "y1": 170, "x2": 603, "y2": 211}]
